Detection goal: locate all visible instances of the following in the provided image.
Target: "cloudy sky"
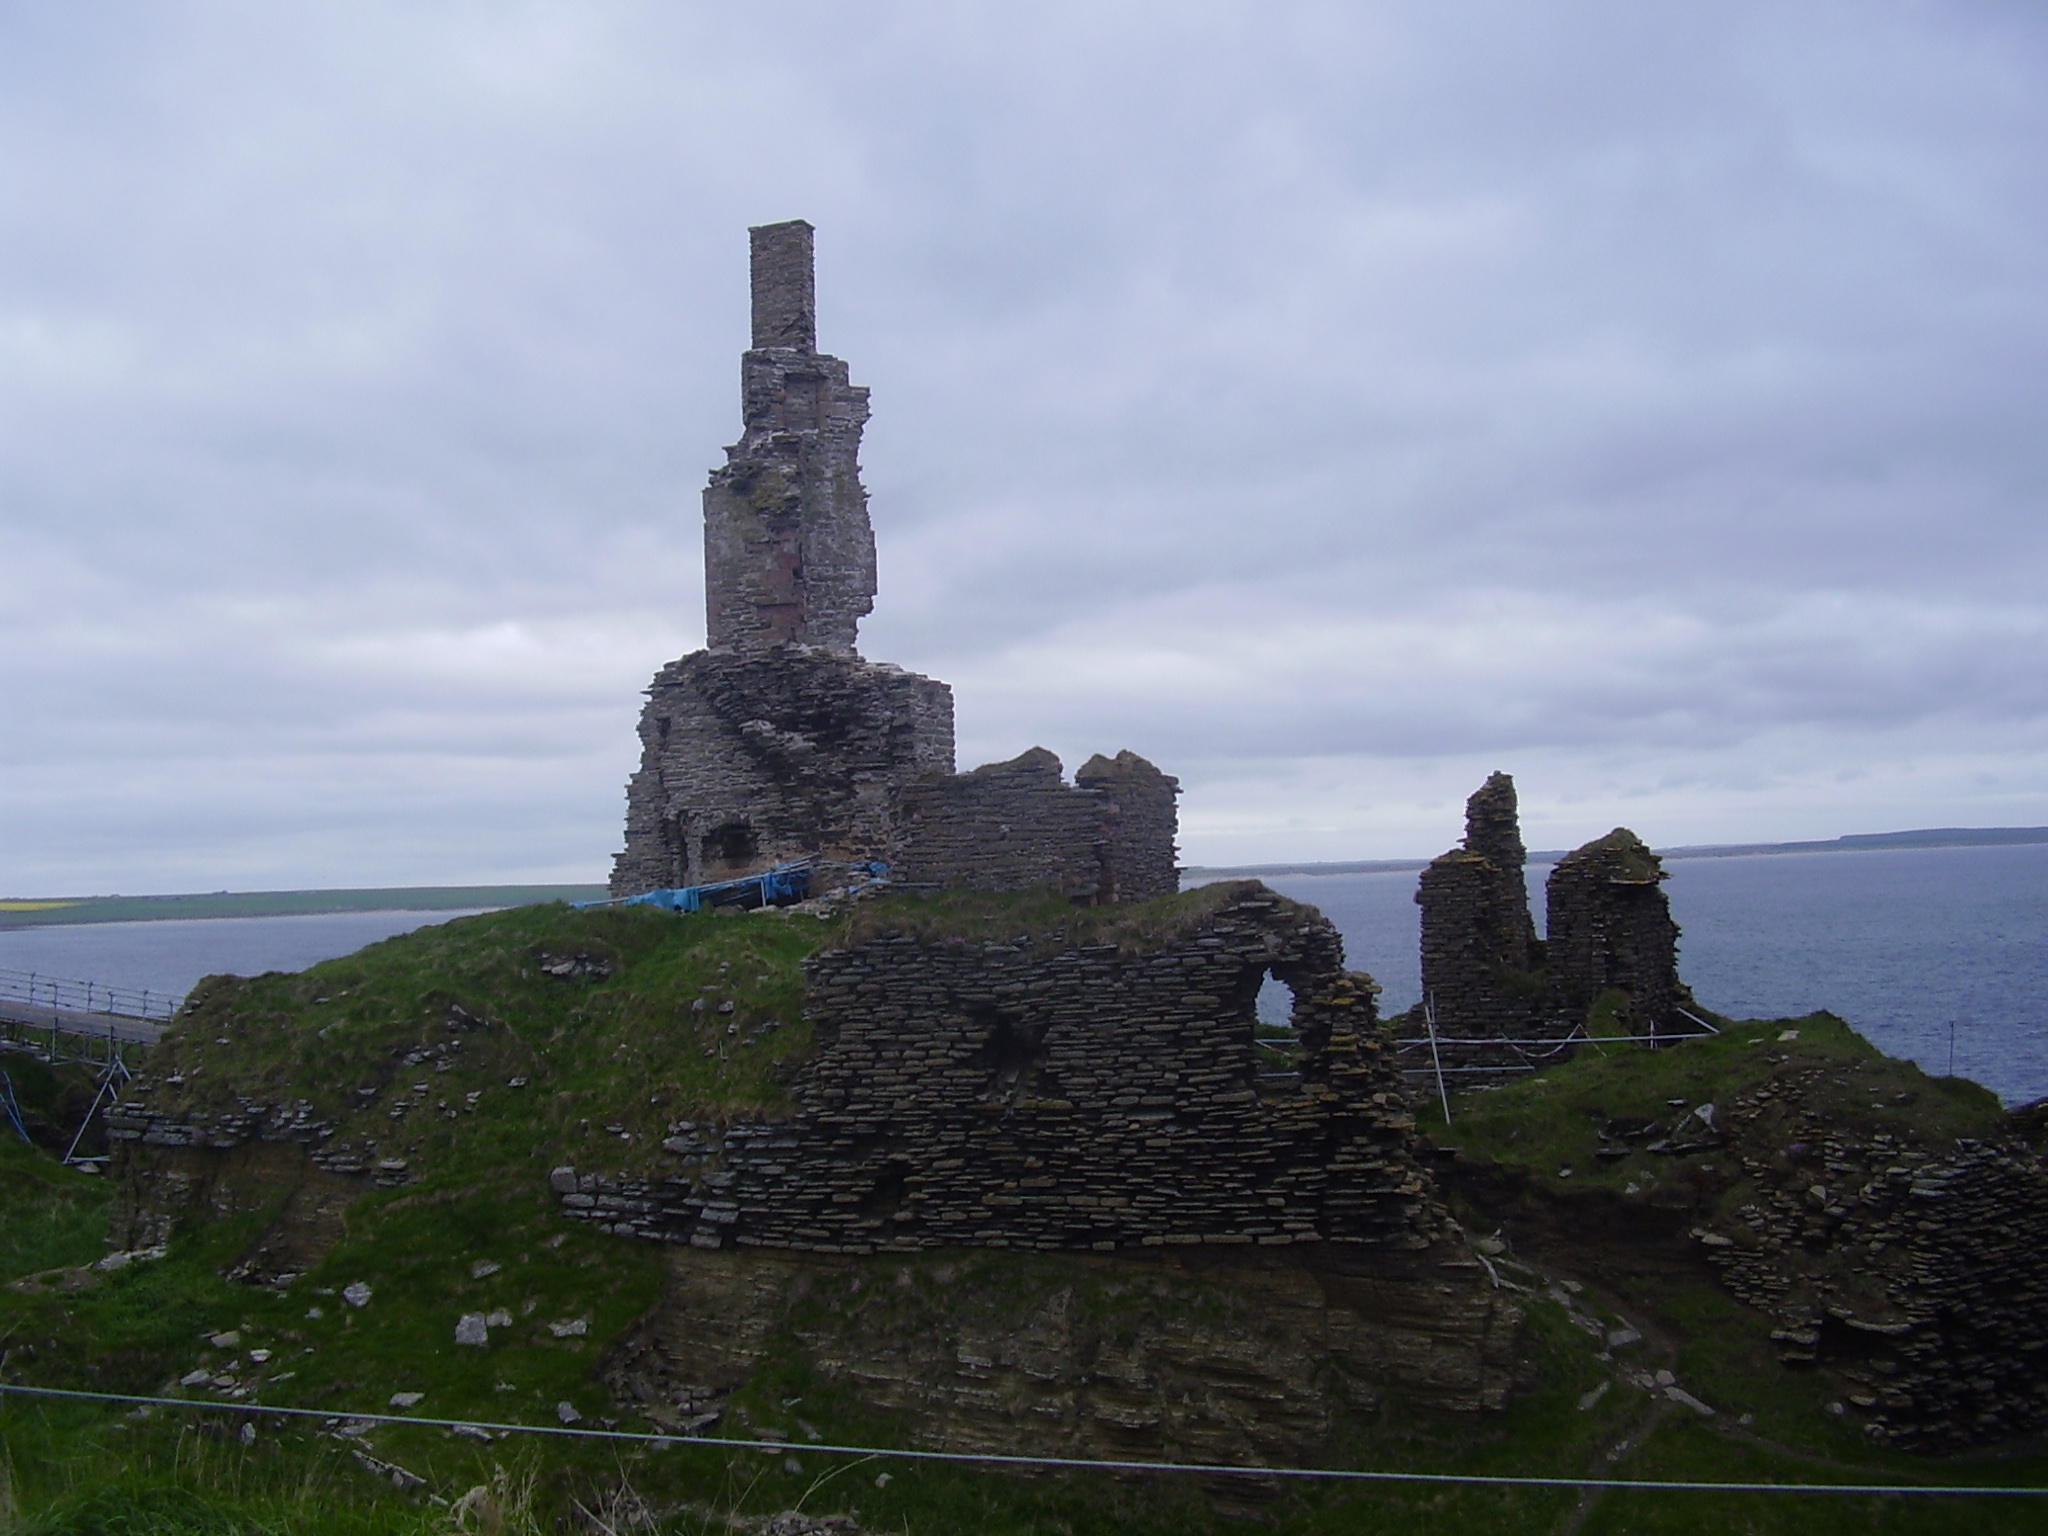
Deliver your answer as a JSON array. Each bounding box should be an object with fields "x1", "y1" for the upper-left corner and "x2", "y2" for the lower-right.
[{"x1": 2, "y1": 1, "x2": 2044, "y2": 893}]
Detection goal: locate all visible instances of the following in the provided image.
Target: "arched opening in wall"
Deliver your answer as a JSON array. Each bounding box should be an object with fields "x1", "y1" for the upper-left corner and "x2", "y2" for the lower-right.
[
  {"x1": 1251, "y1": 967, "x2": 1308, "y2": 1084},
  {"x1": 700, "y1": 822, "x2": 758, "y2": 877}
]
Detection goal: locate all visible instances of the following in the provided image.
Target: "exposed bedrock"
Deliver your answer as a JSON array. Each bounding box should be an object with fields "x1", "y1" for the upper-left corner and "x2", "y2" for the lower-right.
[{"x1": 601, "y1": 1245, "x2": 1522, "y2": 1469}]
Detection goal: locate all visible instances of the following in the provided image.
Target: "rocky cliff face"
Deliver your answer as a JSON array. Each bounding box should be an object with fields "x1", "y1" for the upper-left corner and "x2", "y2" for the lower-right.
[{"x1": 601, "y1": 1245, "x2": 1522, "y2": 1470}]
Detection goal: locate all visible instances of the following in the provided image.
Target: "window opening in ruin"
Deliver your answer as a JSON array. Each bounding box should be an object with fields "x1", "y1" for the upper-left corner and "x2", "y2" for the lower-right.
[
  {"x1": 859, "y1": 1160, "x2": 910, "y2": 1219},
  {"x1": 1251, "y1": 967, "x2": 1308, "y2": 1080},
  {"x1": 970, "y1": 1009, "x2": 1049, "y2": 1105},
  {"x1": 701, "y1": 822, "x2": 758, "y2": 872}
]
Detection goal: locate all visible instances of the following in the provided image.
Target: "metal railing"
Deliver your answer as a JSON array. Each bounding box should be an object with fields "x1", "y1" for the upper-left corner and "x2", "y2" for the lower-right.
[
  {"x1": 0, "y1": 968, "x2": 185, "y2": 1022},
  {"x1": 1390, "y1": 994, "x2": 1725, "y2": 1122}
]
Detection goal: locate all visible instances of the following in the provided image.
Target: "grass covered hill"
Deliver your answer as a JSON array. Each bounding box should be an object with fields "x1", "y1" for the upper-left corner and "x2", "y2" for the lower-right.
[{"x1": 0, "y1": 894, "x2": 2045, "y2": 1533}]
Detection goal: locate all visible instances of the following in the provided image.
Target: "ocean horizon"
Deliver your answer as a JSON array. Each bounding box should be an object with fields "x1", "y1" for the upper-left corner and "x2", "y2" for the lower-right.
[{"x1": 2, "y1": 841, "x2": 2041, "y2": 1108}]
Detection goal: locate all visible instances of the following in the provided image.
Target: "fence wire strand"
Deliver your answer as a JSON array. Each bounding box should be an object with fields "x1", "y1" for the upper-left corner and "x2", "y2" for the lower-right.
[{"x1": 2, "y1": 1382, "x2": 2044, "y2": 1498}]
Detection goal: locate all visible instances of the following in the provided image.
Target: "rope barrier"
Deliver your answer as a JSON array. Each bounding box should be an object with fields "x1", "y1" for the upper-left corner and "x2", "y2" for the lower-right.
[{"x1": 2, "y1": 1382, "x2": 2043, "y2": 1498}]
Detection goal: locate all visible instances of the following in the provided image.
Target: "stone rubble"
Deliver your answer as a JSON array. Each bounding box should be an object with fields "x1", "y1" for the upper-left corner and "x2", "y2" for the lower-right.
[{"x1": 1694, "y1": 1079, "x2": 2048, "y2": 1450}]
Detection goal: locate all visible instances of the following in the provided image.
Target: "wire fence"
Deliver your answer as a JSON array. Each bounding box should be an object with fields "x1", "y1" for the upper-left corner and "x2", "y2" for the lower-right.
[
  {"x1": 0, "y1": 1383, "x2": 2042, "y2": 1500},
  {"x1": 1384, "y1": 1000, "x2": 1728, "y2": 1121},
  {"x1": 0, "y1": 967, "x2": 184, "y2": 1022}
]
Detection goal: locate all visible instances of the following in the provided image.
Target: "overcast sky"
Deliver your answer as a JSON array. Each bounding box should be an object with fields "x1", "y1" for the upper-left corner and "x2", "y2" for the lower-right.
[{"x1": 2, "y1": 1, "x2": 2045, "y2": 893}]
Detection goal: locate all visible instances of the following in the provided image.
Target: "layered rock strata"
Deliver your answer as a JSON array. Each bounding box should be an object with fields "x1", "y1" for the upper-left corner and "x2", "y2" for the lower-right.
[{"x1": 600, "y1": 1245, "x2": 1522, "y2": 1471}]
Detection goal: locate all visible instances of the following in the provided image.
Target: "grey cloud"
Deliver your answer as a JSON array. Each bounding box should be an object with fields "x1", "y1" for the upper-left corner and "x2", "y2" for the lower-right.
[{"x1": 2, "y1": 1, "x2": 2046, "y2": 888}]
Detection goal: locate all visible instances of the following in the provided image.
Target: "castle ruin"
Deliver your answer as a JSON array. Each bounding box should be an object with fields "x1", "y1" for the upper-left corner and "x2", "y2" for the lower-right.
[
  {"x1": 611, "y1": 222, "x2": 1177, "y2": 900},
  {"x1": 1415, "y1": 772, "x2": 1695, "y2": 1054}
]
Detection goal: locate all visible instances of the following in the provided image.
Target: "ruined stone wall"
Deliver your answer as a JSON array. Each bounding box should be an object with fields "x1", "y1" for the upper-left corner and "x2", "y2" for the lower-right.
[
  {"x1": 1544, "y1": 830, "x2": 1690, "y2": 1039},
  {"x1": 1696, "y1": 1093, "x2": 2048, "y2": 1450},
  {"x1": 1414, "y1": 773, "x2": 1541, "y2": 1054},
  {"x1": 1076, "y1": 750, "x2": 1181, "y2": 901},
  {"x1": 615, "y1": 220, "x2": 1188, "y2": 904},
  {"x1": 555, "y1": 885, "x2": 1450, "y2": 1257},
  {"x1": 702, "y1": 220, "x2": 877, "y2": 655},
  {"x1": 610, "y1": 645, "x2": 955, "y2": 897},
  {"x1": 892, "y1": 749, "x2": 1106, "y2": 899},
  {"x1": 889, "y1": 747, "x2": 1179, "y2": 904}
]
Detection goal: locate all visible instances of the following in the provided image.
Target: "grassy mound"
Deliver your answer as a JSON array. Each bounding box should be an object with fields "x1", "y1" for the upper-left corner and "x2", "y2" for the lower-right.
[{"x1": 3, "y1": 901, "x2": 2046, "y2": 1532}]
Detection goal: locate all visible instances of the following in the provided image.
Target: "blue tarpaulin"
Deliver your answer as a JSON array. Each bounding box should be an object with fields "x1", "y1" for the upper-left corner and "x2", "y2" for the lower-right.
[{"x1": 576, "y1": 859, "x2": 891, "y2": 916}]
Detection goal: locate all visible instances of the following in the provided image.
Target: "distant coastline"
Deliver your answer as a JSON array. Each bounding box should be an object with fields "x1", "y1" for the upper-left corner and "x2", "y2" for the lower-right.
[
  {"x1": 7, "y1": 823, "x2": 2046, "y2": 926},
  {"x1": 0, "y1": 884, "x2": 608, "y2": 930},
  {"x1": 1181, "y1": 824, "x2": 2048, "y2": 881}
]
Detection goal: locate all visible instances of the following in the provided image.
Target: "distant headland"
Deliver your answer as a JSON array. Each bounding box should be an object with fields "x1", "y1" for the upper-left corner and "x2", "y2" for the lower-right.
[
  {"x1": 1185, "y1": 824, "x2": 2048, "y2": 880},
  {"x1": 6, "y1": 825, "x2": 2043, "y2": 928}
]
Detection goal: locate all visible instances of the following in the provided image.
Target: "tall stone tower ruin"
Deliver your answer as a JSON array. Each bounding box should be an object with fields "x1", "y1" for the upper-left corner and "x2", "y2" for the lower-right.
[
  {"x1": 609, "y1": 223, "x2": 1179, "y2": 901},
  {"x1": 1412, "y1": 772, "x2": 1694, "y2": 1053},
  {"x1": 1415, "y1": 772, "x2": 1541, "y2": 1041},
  {"x1": 702, "y1": 221, "x2": 877, "y2": 654}
]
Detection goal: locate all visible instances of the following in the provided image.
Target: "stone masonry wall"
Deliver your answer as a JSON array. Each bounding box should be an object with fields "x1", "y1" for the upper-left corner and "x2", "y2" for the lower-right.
[
  {"x1": 703, "y1": 219, "x2": 877, "y2": 655},
  {"x1": 1076, "y1": 749, "x2": 1181, "y2": 902},
  {"x1": 1544, "y1": 829, "x2": 1692, "y2": 1040},
  {"x1": 554, "y1": 884, "x2": 1452, "y2": 1259},
  {"x1": 1695, "y1": 1084, "x2": 2048, "y2": 1450},
  {"x1": 610, "y1": 645, "x2": 955, "y2": 896},
  {"x1": 1415, "y1": 773, "x2": 1541, "y2": 1056},
  {"x1": 892, "y1": 749, "x2": 1106, "y2": 899},
  {"x1": 890, "y1": 747, "x2": 1180, "y2": 904}
]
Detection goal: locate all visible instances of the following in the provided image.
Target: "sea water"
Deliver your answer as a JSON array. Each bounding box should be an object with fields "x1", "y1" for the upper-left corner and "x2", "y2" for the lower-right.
[
  {"x1": 1245, "y1": 841, "x2": 2048, "y2": 1107},
  {"x1": 0, "y1": 910, "x2": 490, "y2": 1005},
  {"x1": 1, "y1": 844, "x2": 2042, "y2": 1105}
]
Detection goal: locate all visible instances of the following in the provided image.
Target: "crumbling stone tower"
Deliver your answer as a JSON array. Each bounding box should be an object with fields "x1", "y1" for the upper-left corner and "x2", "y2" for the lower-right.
[
  {"x1": 611, "y1": 224, "x2": 956, "y2": 896},
  {"x1": 1411, "y1": 774, "x2": 1694, "y2": 1053},
  {"x1": 1544, "y1": 828, "x2": 1695, "y2": 1040},
  {"x1": 703, "y1": 221, "x2": 877, "y2": 653},
  {"x1": 610, "y1": 224, "x2": 1178, "y2": 900},
  {"x1": 1415, "y1": 772, "x2": 1541, "y2": 1041}
]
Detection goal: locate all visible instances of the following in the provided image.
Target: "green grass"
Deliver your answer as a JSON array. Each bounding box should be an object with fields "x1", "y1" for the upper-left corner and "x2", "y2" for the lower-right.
[
  {"x1": 6, "y1": 904, "x2": 2048, "y2": 1533},
  {"x1": 1426, "y1": 1010, "x2": 2003, "y2": 1198},
  {"x1": 0, "y1": 1138, "x2": 113, "y2": 1282}
]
